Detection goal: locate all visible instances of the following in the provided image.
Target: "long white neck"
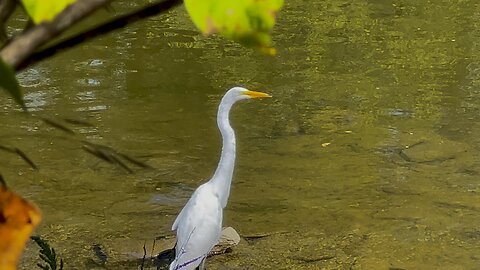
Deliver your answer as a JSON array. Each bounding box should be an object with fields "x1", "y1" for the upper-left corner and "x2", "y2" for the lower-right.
[{"x1": 210, "y1": 98, "x2": 236, "y2": 208}]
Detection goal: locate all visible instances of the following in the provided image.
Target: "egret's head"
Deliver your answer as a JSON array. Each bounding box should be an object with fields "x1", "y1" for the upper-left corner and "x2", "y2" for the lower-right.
[{"x1": 226, "y1": 87, "x2": 272, "y2": 102}]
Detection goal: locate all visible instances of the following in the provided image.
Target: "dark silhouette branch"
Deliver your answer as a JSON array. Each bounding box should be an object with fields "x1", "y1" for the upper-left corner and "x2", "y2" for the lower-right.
[
  {"x1": 0, "y1": 0, "x2": 16, "y2": 43},
  {"x1": 0, "y1": 0, "x2": 111, "y2": 69},
  {"x1": 17, "y1": 0, "x2": 182, "y2": 71},
  {"x1": 0, "y1": 0, "x2": 183, "y2": 71}
]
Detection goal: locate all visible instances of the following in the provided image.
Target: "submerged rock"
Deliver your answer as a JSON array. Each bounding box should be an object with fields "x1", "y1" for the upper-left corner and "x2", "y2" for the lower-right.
[
  {"x1": 87, "y1": 227, "x2": 241, "y2": 269},
  {"x1": 210, "y1": 227, "x2": 241, "y2": 255}
]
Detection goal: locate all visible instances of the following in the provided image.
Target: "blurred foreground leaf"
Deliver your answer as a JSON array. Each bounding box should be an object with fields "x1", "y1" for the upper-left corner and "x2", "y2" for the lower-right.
[
  {"x1": 185, "y1": 0, "x2": 283, "y2": 54},
  {"x1": 20, "y1": 0, "x2": 77, "y2": 24},
  {"x1": 0, "y1": 182, "x2": 41, "y2": 270},
  {"x1": 0, "y1": 58, "x2": 25, "y2": 110}
]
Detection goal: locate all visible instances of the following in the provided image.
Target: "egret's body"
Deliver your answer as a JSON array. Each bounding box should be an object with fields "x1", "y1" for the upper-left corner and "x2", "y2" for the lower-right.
[{"x1": 169, "y1": 87, "x2": 271, "y2": 270}]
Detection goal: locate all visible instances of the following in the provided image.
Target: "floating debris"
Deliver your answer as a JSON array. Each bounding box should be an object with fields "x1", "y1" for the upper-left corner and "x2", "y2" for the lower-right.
[
  {"x1": 88, "y1": 59, "x2": 104, "y2": 67},
  {"x1": 92, "y1": 244, "x2": 108, "y2": 265}
]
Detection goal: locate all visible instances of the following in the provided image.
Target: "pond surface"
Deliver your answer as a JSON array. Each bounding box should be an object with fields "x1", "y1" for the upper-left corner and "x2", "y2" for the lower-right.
[{"x1": 1, "y1": 0, "x2": 479, "y2": 269}]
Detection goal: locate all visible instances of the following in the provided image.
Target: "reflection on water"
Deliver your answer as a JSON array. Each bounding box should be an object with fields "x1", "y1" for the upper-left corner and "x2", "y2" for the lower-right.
[{"x1": 0, "y1": 0, "x2": 479, "y2": 269}]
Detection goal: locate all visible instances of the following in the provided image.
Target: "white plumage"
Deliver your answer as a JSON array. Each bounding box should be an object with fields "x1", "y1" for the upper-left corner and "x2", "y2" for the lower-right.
[{"x1": 169, "y1": 87, "x2": 271, "y2": 270}]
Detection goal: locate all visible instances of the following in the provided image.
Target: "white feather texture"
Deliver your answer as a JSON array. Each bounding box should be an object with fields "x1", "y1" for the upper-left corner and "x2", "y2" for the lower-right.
[{"x1": 169, "y1": 87, "x2": 270, "y2": 270}]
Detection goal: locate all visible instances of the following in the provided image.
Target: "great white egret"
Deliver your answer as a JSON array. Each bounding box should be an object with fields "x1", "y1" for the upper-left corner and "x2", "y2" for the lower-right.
[{"x1": 169, "y1": 87, "x2": 271, "y2": 270}]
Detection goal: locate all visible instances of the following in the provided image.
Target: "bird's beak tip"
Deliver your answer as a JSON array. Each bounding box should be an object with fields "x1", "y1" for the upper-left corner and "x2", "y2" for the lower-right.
[{"x1": 244, "y1": 90, "x2": 272, "y2": 99}]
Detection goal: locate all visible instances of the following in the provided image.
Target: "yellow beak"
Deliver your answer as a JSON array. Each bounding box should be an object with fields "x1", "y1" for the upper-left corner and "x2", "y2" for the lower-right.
[{"x1": 243, "y1": 90, "x2": 272, "y2": 98}]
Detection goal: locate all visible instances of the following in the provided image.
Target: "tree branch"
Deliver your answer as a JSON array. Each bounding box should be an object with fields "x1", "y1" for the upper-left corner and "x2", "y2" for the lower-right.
[
  {"x1": 0, "y1": 0, "x2": 111, "y2": 69},
  {"x1": 0, "y1": 0, "x2": 17, "y2": 43},
  {"x1": 0, "y1": 0, "x2": 183, "y2": 71},
  {"x1": 16, "y1": 0, "x2": 183, "y2": 71}
]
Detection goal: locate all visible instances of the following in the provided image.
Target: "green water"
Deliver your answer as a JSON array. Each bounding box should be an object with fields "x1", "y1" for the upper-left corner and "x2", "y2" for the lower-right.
[{"x1": 1, "y1": 1, "x2": 479, "y2": 269}]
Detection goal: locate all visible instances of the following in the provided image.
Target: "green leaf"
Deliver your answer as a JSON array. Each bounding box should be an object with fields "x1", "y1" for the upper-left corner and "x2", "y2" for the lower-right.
[
  {"x1": 21, "y1": 0, "x2": 77, "y2": 24},
  {"x1": 0, "y1": 57, "x2": 25, "y2": 110},
  {"x1": 185, "y1": 0, "x2": 283, "y2": 54},
  {"x1": 31, "y1": 235, "x2": 63, "y2": 270}
]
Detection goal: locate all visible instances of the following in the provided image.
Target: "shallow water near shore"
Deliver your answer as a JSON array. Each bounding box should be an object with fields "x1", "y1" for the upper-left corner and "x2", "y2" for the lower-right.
[{"x1": 1, "y1": 0, "x2": 479, "y2": 269}]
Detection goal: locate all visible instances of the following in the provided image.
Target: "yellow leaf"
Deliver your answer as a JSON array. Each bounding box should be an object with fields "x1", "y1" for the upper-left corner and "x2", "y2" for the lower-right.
[
  {"x1": 0, "y1": 184, "x2": 41, "y2": 270},
  {"x1": 185, "y1": 0, "x2": 283, "y2": 53},
  {"x1": 21, "y1": 0, "x2": 77, "y2": 24}
]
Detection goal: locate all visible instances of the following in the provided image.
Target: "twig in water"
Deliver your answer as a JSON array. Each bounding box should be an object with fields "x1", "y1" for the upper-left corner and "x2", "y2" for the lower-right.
[
  {"x1": 141, "y1": 242, "x2": 147, "y2": 270},
  {"x1": 151, "y1": 238, "x2": 156, "y2": 259}
]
